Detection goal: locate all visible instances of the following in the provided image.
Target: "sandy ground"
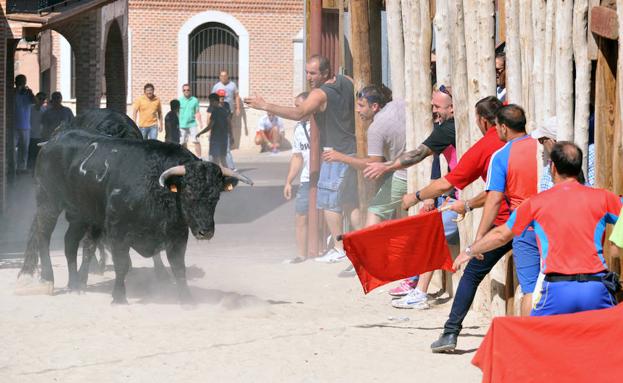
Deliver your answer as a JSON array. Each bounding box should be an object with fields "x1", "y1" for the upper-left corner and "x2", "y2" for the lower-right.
[{"x1": 0, "y1": 150, "x2": 488, "y2": 382}]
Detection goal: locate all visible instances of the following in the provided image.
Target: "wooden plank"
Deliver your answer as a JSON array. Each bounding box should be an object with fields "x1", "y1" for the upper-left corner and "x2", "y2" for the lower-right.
[
  {"x1": 594, "y1": 36, "x2": 617, "y2": 269},
  {"x1": 350, "y1": 0, "x2": 372, "y2": 211},
  {"x1": 498, "y1": 0, "x2": 506, "y2": 44},
  {"x1": 369, "y1": 0, "x2": 383, "y2": 85},
  {"x1": 588, "y1": 0, "x2": 601, "y2": 60},
  {"x1": 590, "y1": 5, "x2": 618, "y2": 40}
]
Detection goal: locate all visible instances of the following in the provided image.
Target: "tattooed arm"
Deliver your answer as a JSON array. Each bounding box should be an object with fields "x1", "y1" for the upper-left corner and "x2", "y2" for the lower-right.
[
  {"x1": 363, "y1": 144, "x2": 433, "y2": 179},
  {"x1": 398, "y1": 144, "x2": 433, "y2": 168}
]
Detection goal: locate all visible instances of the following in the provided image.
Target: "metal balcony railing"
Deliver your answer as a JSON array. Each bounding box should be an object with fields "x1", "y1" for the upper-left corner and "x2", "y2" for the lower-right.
[{"x1": 7, "y1": 0, "x2": 83, "y2": 14}]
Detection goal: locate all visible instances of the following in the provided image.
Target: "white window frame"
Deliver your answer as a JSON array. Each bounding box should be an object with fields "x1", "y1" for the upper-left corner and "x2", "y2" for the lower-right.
[{"x1": 177, "y1": 11, "x2": 249, "y2": 98}]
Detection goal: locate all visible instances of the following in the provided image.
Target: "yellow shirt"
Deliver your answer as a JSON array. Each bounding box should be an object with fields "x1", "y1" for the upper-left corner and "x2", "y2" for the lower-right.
[
  {"x1": 132, "y1": 95, "x2": 162, "y2": 128},
  {"x1": 609, "y1": 207, "x2": 623, "y2": 247}
]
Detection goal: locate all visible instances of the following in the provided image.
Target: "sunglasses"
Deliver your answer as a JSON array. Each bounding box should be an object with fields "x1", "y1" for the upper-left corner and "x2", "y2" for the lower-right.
[
  {"x1": 183, "y1": 88, "x2": 191, "y2": 92},
  {"x1": 439, "y1": 84, "x2": 452, "y2": 99}
]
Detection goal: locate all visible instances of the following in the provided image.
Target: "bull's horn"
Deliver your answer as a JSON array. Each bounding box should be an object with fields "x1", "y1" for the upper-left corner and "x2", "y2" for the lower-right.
[
  {"x1": 159, "y1": 165, "x2": 186, "y2": 187},
  {"x1": 219, "y1": 165, "x2": 254, "y2": 186},
  {"x1": 37, "y1": 141, "x2": 48, "y2": 147}
]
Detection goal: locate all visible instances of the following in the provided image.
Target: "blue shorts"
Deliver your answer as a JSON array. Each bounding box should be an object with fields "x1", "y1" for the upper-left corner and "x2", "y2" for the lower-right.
[
  {"x1": 531, "y1": 274, "x2": 615, "y2": 316},
  {"x1": 317, "y1": 160, "x2": 357, "y2": 212},
  {"x1": 512, "y1": 229, "x2": 541, "y2": 294},
  {"x1": 295, "y1": 182, "x2": 309, "y2": 215}
]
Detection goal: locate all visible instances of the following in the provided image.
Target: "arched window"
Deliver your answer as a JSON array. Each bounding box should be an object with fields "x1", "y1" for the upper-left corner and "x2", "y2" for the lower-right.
[{"x1": 189, "y1": 22, "x2": 239, "y2": 101}]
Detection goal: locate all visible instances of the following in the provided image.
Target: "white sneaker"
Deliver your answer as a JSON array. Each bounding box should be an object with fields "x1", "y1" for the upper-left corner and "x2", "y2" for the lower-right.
[
  {"x1": 315, "y1": 247, "x2": 347, "y2": 263},
  {"x1": 391, "y1": 289, "x2": 430, "y2": 310}
]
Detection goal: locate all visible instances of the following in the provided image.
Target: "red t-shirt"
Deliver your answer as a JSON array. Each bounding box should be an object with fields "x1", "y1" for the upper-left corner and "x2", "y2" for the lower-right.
[
  {"x1": 444, "y1": 127, "x2": 509, "y2": 225},
  {"x1": 486, "y1": 135, "x2": 538, "y2": 210},
  {"x1": 507, "y1": 181, "x2": 623, "y2": 275}
]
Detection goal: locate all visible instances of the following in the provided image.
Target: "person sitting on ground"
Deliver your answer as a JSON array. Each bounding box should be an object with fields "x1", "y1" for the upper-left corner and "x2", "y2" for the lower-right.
[
  {"x1": 197, "y1": 93, "x2": 231, "y2": 167},
  {"x1": 255, "y1": 112, "x2": 284, "y2": 153},
  {"x1": 165, "y1": 99, "x2": 180, "y2": 144},
  {"x1": 454, "y1": 141, "x2": 622, "y2": 317},
  {"x1": 283, "y1": 92, "x2": 311, "y2": 263}
]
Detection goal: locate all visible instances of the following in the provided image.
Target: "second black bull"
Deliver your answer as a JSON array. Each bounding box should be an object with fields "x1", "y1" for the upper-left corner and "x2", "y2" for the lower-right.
[{"x1": 19, "y1": 123, "x2": 251, "y2": 304}]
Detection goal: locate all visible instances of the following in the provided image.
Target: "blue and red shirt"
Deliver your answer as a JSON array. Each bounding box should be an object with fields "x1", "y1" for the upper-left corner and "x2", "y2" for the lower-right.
[
  {"x1": 486, "y1": 135, "x2": 538, "y2": 210},
  {"x1": 507, "y1": 181, "x2": 622, "y2": 275},
  {"x1": 445, "y1": 127, "x2": 509, "y2": 225}
]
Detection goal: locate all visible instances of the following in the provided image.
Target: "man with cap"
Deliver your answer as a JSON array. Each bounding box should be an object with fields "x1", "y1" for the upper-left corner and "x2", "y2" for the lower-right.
[
  {"x1": 213, "y1": 88, "x2": 237, "y2": 169},
  {"x1": 531, "y1": 116, "x2": 595, "y2": 190}
]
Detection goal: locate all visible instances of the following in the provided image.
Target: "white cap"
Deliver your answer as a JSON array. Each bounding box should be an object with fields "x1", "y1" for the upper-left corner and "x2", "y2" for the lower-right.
[{"x1": 531, "y1": 116, "x2": 558, "y2": 140}]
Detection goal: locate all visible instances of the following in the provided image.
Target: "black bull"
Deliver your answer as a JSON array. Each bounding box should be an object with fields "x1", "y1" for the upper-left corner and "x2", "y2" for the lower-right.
[{"x1": 18, "y1": 128, "x2": 251, "y2": 304}]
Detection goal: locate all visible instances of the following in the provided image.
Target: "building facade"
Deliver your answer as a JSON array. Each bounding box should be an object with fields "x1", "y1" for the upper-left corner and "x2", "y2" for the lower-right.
[
  {"x1": 1, "y1": 0, "x2": 129, "y2": 211},
  {"x1": 49, "y1": 0, "x2": 305, "y2": 151}
]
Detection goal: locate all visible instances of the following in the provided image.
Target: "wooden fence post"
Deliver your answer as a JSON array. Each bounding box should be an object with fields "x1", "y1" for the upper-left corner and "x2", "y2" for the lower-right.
[
  {"x1": 556, "y1": 0, "x2": 575, "y2": 141},
  {"x1": 386, "y1": 0, "x2": 405, "y2": 99},
  {"x1": 573, "y1": 0, "x2": 590, "y2": 174}
]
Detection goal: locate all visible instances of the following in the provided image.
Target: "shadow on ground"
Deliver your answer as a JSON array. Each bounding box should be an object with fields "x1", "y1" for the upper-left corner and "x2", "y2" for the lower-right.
[{"x1": 54, "y1": 265, "x2": 293, "y2": 308}]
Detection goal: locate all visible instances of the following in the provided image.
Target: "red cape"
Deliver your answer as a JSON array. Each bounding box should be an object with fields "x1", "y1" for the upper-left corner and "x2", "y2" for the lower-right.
[
  {"x1": 342, "y1": 211, "x2": 453, "y2": 294},
  {"x1": 473, "y1": 303, "x2": 623, "y2": 382}
]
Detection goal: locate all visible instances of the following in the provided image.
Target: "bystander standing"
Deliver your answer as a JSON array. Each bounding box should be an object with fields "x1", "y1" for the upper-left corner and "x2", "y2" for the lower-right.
[{"x1": 132, "y1": 83, "x2": 162, "y2": 140}]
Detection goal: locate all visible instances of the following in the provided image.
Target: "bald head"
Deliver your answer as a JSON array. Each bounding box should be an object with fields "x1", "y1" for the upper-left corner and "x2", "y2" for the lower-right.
[{"x1": 551, "y1": 141, "x2": 583, "y2": 180}]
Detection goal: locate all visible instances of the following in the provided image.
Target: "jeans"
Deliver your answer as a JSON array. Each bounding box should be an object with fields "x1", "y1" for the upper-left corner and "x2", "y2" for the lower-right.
[
  {"x1": 443, "y1": 239, "x2": 513, "y2": 335},
  {"x1": 140, "y1": 125, "x2": 158, "y2": 140},
  {"x1": 225, "y1": 138, "x2": 236, "y2": 169},
  {"x1": 14, "y1": 129, "x2": 30, "y2": 171},
  {"x1": 317, "y1": 160, "x2": 353, "y2": 212}
]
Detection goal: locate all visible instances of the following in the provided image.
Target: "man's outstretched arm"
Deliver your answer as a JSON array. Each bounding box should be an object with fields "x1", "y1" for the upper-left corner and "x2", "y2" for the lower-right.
[
  {"x1": 364, "y1": 144, "x2": 433, "y2": 179},
  {"x1": 244, "y1": 89, "x2": 326, "y2": 121}
]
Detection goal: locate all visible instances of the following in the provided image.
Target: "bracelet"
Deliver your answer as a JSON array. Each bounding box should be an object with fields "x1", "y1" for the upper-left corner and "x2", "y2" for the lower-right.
[
  {"x1": 415, "y1": 190, "x2": 423, "y2": 202},
  {"x1": 464, "y1": 200, "x2": 472, "y2": 213},
  {"x1": 465, "y1": 246, "x2": 473, "y2": 257}
]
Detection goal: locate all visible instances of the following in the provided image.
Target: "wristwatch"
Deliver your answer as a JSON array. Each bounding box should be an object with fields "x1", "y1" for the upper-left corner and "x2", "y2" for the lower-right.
[{"x1": 415, "y1": 190, "x2": 423, "y2": 202}]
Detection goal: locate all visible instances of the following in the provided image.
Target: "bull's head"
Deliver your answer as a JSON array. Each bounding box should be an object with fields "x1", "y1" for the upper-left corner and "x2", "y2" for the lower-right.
[{"x1": 159, "y1": 162, "x2": 253, "y2": 240}]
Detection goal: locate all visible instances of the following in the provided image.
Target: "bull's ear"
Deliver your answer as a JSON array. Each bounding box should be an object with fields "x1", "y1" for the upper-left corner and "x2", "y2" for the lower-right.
[{"x1": 169, "y1": 184, "x2": 179, "y2": 193}]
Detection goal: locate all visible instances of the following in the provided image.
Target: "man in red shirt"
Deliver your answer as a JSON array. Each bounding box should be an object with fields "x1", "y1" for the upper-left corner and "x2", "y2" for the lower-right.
[
  {"x1": 398, "y1": 96, "x2": 512, "y2": 353},
  {"x1": 454, "y1": 142, "x2": 622, "y2": 316},
  {"x1": 479, "y1": 104, "x2": 539, "y2": 318}
]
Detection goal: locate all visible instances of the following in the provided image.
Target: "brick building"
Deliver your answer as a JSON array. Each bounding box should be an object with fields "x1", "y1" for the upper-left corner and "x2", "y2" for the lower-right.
[
  {"x1": 0, "y1": 0, "x2": 129, "y2": 212},
  {"x1": 49, "y1": 0, "x2": 305, "y2": 151},
  {"x1": 127, "y1": 0, "x2": 305, "y2": 107}
]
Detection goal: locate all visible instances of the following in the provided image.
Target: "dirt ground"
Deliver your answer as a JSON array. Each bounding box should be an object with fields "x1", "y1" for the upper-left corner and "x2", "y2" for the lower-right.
[{"x1": 0, "y1": 152, "x2": 487, "y2": 382}]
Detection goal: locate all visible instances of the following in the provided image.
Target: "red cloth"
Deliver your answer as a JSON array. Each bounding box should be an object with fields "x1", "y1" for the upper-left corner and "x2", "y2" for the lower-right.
[
  {"x1": 342, "y1": 211, "x2": 452, "y2": 294},
  {"x1": 473, "y1": 304, "x2": 623, "y2": 383}
]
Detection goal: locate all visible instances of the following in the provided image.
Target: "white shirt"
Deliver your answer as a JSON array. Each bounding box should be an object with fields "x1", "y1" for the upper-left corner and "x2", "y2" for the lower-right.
[
  {"x1": 257, "y1": 114, "x2": 284, "y2": 133},
  {"x1": 292, "y1": 121, "x2": 311, "y2": 183}
]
